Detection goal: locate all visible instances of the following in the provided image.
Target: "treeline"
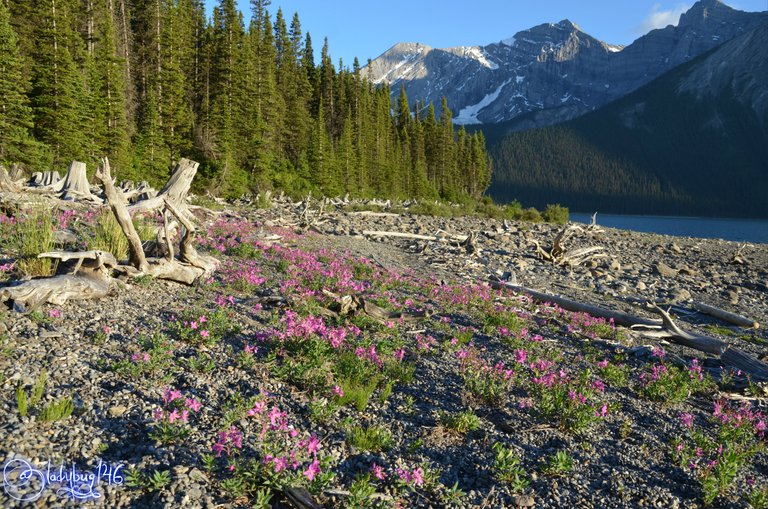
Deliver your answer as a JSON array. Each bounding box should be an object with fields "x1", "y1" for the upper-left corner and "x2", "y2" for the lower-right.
[{"x1": 0, "y1": 0, "x2": 491, "y2": 201}]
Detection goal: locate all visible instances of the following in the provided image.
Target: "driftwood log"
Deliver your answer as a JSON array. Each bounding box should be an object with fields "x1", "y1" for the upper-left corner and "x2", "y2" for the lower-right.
[
  {"x1": 0, "y1": 165, "x2": 21, "y2": 193},
  {"x1": 490, "y1": 278, "x2": 768, "y2": 382},
  {"x1": 0, "y1": 251, "x2": 117, "y2": 311},
  {"x1": 693, "y1": 301, "x2": 759, "y2": 329}
]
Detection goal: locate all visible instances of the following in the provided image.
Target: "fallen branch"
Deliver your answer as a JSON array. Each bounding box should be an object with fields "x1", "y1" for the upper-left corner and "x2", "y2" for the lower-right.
[
  {"x1": 322, "y1": 291, "x2": 430, "y2": 324},
  {"x1": 693, "y1": 301, "x2": 759, "y2": 329},
  {"x1": 362, "y1": 230, "x2": 468, "y2": 243},
  {"x1": 649, "y1": 304, "x2": 768, "y2": 381},
  {"x1": 489, "y1": 280, "x2": 661, "y2": 328}
]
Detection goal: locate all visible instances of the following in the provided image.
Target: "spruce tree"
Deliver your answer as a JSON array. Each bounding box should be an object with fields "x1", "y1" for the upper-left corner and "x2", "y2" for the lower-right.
[
  {"x1": 0, "y1": 2, "x2": 40, "y2": 165},
  {"x1": 30, "y1": 0, "x2": 90, "y2": 165}
]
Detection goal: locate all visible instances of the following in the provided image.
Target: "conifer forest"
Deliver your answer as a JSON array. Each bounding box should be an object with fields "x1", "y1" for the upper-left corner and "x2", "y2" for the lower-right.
[{"x1": 0, "y1": 0, "x2": 492, "y2": 201}]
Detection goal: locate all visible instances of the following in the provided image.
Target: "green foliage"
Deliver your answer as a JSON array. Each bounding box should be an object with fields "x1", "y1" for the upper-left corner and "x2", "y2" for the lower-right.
[
  {"x1": 639, "y1": 364, "x2": 713, "y2": 405},
  {"x1": 11, "y1": 207, "x2": 57, "y2": 277},
  {"x1": 492, "y1": 443, "x2": 529, "y2": 494},
  {"x1": 344, "y1": 474, "x2": 380, "y2": 509},
  {"x1": 3, "y1": 2, "x2": 494, "y2": 204},
  {"x1": 38, "y1": 397, "x2": 74, "y2": 422},
  {"x1": 439, "y1": 409, "x2": 481, "y2": 435},
  {"x1": 16, "y1": 370, "x2": 48, "y2": 418},
  {"x1": 347, "y1": 424, "x2": 393, "y2": 452},
  {"x1": 747, "y1": 486, "x2": 768, "y2": 509},
  {"x1": 542, "y1": 204, "x2": 570, "y2": 224},
  {"x1": 542, "y1": 450, "x2": 574, "y2": 476},
  {"x1": 147, "y1": 470, "x2": 171, "y2": 492},
  {"x1": 16, "y1": 383, "x2": 28, "y2": 418}
]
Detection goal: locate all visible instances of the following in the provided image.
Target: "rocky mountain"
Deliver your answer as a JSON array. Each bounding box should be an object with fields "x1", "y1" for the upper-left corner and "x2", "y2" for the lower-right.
[
  {"x1": 486, "y1": 20, "x2": 768, "y2": 218},
  {"x1": 366, "y1": 0, "x2": 768, "y2": 128}
]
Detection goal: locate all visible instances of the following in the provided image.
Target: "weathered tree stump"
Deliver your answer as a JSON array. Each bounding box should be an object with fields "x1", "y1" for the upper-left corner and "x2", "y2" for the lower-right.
[
  {"x1": 128, "y1": 158, "x2": 198, "y2": 215},
  {"x1": 54, "y1": 161, "x2": 98, "y2": 202},
  {"x1": 0, "y1": 165, "x2": 21, "y2": 193}
]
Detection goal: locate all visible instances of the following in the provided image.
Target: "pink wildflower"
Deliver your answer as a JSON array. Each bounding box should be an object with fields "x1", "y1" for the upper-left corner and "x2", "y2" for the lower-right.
[
  {"x1": 332, "y1": 385, "x2": 344, "y2": 398},
  {"x1": 185, "y1": 398, "x2": 202, "y2": 412},
  {"x1": 200, "y1": 330, "x2": 210, "y2": 338},
  {"x1": 248, "y1": 401, "x2": 267, "y2": 416},
  {"x1": 168, "y1": 409, "x2": 181, "y2": 423},
  {"x1": 303, "y1": 460, "x2": 321, "y2": 481},
  {"x1": 370, "y1": 463, "x2": 387, "y2": 480},
  {"x1": 679, "y1": 413, "x2": 694, "y2": 428}
]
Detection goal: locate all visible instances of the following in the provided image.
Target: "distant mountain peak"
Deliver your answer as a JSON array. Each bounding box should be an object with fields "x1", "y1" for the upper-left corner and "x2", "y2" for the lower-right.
[{"x1": 366, "y1": 1, "x2": 768, "y2": 126}]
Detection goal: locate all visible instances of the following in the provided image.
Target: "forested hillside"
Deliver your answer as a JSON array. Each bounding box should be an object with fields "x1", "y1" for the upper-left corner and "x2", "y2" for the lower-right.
[
  {"x1": 486, "y1": 22, "x2": 768, "y2": 218},
  {"x1": 0, "y1": 0, "x2": 491, "y2": 201}
]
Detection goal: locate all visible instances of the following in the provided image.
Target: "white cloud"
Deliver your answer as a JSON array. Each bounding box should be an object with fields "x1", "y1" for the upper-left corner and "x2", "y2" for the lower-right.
[{"x1": 636, "y1": 3, "x2": 692, "y2": 34}]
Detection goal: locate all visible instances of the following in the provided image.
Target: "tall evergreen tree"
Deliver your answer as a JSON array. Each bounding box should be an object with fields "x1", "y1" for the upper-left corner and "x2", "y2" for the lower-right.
[
  {"x1": 0, "y1": 1, "x2": 40, "y2": 164},
  {"x1": 30, "y1": 0, "x2": 90, "y2": 165}
]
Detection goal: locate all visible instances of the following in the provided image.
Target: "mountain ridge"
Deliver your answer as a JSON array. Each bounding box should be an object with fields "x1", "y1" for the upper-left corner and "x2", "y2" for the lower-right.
[{"x1": 366, "y1": 0, "x2": 768, "y2": 129}]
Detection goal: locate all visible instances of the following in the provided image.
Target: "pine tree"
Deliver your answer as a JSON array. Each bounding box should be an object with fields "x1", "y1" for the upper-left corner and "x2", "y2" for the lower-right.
[{"x1": 0, "y1": 1, "x2": 41, "y2": 165}]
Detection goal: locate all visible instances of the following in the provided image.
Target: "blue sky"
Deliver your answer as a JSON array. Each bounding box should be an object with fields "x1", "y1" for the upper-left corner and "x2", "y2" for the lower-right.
[{"x1": 204, "y1": 1, "x2": 768, "y2": 66}]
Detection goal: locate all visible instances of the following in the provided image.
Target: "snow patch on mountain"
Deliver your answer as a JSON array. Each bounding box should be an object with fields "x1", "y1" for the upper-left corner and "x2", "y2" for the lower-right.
[
  {"x1": 451, "y1": 46, "x2": 499, "y2": 70},
  {"x1": 454, "y1": 79, "x2": 513, "y2": 125}
]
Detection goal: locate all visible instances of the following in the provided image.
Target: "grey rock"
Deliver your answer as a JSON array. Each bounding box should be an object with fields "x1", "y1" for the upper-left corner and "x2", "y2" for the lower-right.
[
  {"x1": 108, "y1": 405, "x2": 128, "y2": 418},
  {"x1": 654, "y1": 263, "x2": 677, "y2": 278}
]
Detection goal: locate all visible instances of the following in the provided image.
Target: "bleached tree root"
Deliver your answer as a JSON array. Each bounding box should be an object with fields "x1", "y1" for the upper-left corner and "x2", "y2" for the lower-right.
[{"x1": 531, "y1": 223, "x2": 605, "y2": 267}]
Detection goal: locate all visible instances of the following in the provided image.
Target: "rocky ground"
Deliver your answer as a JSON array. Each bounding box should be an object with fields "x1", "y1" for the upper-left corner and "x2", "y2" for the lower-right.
[{"x1": 1, "y1": 196, "x2": 766, "y2": 508}]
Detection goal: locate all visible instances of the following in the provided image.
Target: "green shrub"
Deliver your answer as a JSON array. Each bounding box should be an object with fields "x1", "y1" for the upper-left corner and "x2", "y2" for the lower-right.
[{"x1": 542, "y1": 204, "x2": 570, "y2": 224}]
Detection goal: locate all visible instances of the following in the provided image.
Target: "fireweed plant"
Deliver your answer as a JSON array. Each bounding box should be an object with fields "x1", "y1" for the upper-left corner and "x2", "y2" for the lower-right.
[
  {"x1": 670, "y1": 398, "x2": 766, "y2": 505},
  {"x1": 58, "y1": 212, "x2": 764, "y2": 506}
]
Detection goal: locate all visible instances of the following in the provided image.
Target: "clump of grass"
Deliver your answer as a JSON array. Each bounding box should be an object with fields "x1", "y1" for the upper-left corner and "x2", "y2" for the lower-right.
[
  {"x1": 347, "y1": 424, "x2": 393, "y2": 452},
  {"x1": 16, "y1": 370, "x2": 47, "y2": 418},
  {"x1": 439, "y1": 409, "x2": 481, "y2": 435},
  {"x1": 12, "y1": 207, "x2": 57, "y2": 276},
  {"x1": 39, "y1": 397, "x2": 74, "y2": 422},
  {"x1": 90, "y1": 209, "x2": 155, "y2": 261}
]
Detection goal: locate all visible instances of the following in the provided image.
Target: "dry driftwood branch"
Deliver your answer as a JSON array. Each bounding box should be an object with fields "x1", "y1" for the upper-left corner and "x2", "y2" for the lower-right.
[
  {"x1": 1, "y1": 251, "x2": 117, "y2": 311},
  {"x1": 648, "y1": 304, "x2": 768, "y2": 381},
  {"x1": 531, "y1": 223, "x2": 605, "y2": 267},
  {"x1": 163, "y1": 198, "x2": 219, "y2": 275},
  {"x1": 322, "y1": 291, "x2": 429, "y2": 324},
  {"x1": 95, "y1": 157, "x2": 149, "y2": 272},
  {"x1": 0, "y1": 165, "x2": 21, "y2": 193},
  {"x1": 490, "y1": 279, "x2": 768, "y2": 381},
  {"x1": 347, "y1": 211, "x2": 400, "y2": 218},
  {"x1": 362, "y1": 230, "x2": 469, "y2": 243},
  {"x1": 693, "y1": 301, "x2": 759, "y2": 329}
]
